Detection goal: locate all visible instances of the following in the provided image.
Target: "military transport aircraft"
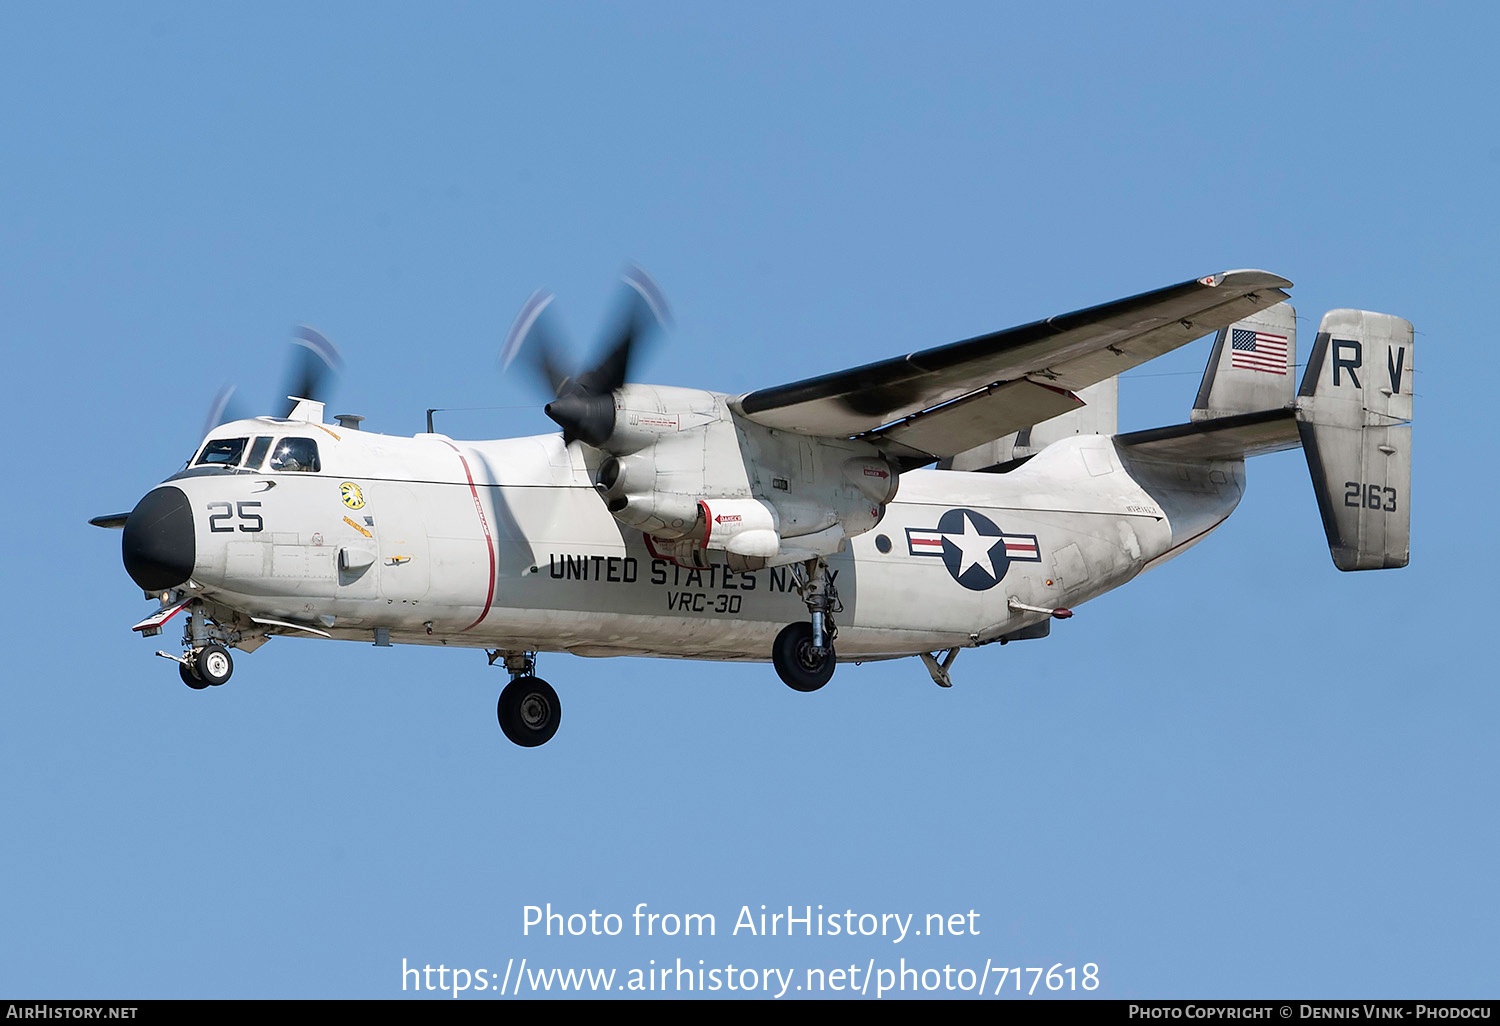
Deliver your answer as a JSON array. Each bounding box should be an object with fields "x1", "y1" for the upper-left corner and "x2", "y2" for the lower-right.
[{"x1": 92, "y1": 268, "x2": 1412, "y2": 746}]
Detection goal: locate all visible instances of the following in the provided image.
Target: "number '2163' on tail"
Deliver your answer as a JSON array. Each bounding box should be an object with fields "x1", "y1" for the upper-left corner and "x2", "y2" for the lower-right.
[{"x1": 1295, "y1": 309, "x2": 1413, "y2": 571}]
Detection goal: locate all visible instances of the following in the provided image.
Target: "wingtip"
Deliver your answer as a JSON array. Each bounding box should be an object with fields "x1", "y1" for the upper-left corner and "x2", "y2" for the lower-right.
[{"x1": 1206, "y1": 269, "x2": 1294, "y2": 291}]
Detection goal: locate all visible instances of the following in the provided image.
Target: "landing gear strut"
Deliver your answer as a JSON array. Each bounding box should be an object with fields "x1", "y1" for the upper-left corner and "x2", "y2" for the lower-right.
[
  {"x1": 490, "y1": 650, "x2": 561, "y2": 747},
  {"x1": 773, "y1": 558, "x2": 840, "y2": 692}
]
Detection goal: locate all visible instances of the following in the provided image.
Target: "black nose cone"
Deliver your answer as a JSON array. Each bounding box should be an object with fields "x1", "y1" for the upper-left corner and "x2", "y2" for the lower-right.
[{"x1": 122, "y1": 486, "x2": 196, "y2": 591}]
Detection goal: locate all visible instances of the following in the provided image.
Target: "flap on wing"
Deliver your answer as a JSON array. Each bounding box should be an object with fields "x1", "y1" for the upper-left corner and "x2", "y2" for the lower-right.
[
  {"x1": 733, "y1": 269, "x2": 1292, "y2": 450},
  {"x1": 869, "y1": 379, "x2": 1084, "y2": 458},
  {"x1": 1115, "y1": 408, "x2": 1301, "y2": 461}
]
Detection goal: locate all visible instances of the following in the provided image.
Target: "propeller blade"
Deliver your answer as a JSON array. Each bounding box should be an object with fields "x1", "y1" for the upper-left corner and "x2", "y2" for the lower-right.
[
  {"x1": 200, "y1": 384, "x2": 246, "y2": 440},
  {"x1": 283, "y1": 325, "x2": 344, "y2": 416},
  {"x1": 501, "y1": 289, "x2": 574, "y2": 397},
  {"x1": 622, "y1": 262, "x2": 673, "y2": 331},
  {"x1": 582, "y1": 264, "x2": 672, "y2": 396}
]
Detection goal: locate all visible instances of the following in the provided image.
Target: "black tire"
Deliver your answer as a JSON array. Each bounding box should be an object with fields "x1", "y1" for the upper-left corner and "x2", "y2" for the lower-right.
[
  {"x1": 773, "y1": 621, "x2": 836, "y2": 692},
  {"x1": 195, "y1": 644, "x2": 233, "y2": 687},
  {"x1": 497, "y1": 676, "x2": 561, "y2": 747},
  {"x1": 179, "y1": 661, "x2": 210, "y2": 690}
]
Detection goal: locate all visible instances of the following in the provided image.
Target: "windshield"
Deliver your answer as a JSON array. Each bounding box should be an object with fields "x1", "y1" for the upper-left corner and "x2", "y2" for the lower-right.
[{"x1": 194, "y1": 437, "x2": 248, "y2": 468}]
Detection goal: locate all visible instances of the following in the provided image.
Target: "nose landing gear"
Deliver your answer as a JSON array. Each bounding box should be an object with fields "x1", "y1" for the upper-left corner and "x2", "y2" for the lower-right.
[
  {"x1": 164, "y1": 642, "x2": 234, "y2": 688},
  {"x1": 154, "y1": 601, "x2": 239, "y2": 689}
]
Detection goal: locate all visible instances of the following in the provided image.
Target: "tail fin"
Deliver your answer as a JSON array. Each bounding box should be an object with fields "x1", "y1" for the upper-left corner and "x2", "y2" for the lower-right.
[
  {"x1": 1295, "y1": 310, "x2": 1413, "y2": 570},
  {"x1": 1193, "y1": 301, "x2": 1296, "y2": 420}
]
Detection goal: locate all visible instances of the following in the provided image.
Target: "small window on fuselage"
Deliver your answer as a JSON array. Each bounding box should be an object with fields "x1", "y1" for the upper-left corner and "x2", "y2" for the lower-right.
[
  {"x1": 270, "y1": 437, "x2": 321, "y2": 473},
  {"x1": 195, "y1": 437, "x2": 248, "y2": 468}
]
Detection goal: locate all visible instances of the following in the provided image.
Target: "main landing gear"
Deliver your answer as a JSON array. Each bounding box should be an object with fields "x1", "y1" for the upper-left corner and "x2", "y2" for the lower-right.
[
  {"x1": 490, "y1": 650, "x2": 561, "y2": 748},
  {"x1": 772, "y1": 558, "x2": 840, "y2": 692}
]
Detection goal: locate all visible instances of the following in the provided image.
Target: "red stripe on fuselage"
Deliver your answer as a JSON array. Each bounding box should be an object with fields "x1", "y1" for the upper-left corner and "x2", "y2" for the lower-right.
[{"x1": 441, "y1": 441, "x2": 496, "y2": 631}]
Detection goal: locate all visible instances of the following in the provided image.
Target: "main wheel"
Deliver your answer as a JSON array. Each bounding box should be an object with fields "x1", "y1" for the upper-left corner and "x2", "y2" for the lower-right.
[
  {"x1": 179, "y1": 661, "x2": 210, "y2": 690},
  {"x1": 497, "y1": 676, "x2": 561, "y2": 747},
  {"x1": 195, "y1": 644, "x2": 233, "y2": 687},
  {"x1": 773, "y1": 621, "x2": 836, "y2": 692}
]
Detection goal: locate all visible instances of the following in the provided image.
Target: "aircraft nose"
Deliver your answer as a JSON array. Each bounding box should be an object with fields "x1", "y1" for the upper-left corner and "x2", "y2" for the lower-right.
[{"x1": 122, "y1": 486, "x2": 196, "y2": 592}]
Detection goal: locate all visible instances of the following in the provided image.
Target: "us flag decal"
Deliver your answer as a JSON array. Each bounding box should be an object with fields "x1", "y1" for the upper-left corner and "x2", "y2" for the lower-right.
[{"x1": 1230, "y1": 328, "x2": 1288, "y2": 374}]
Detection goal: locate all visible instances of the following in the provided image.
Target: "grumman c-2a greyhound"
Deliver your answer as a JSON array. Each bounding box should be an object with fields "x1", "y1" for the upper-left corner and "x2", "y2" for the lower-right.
[{"x1": 93, "y1": 268, "x2": 1413, "y2": 746}]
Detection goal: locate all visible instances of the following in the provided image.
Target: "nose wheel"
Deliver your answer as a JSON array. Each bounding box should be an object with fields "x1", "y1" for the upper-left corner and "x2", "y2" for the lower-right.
[
  {"x1": 194, "y1": 644, "x2": 234, "y2": 686},
  {"x1": 173, "y1": 643, "x2": 234, "y2": 689}
]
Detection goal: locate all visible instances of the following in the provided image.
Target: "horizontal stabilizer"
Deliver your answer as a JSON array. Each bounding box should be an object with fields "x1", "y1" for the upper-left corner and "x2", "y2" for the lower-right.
[{"x1": 1116, "y1": 408, "x2": 1301, "y2": 461}]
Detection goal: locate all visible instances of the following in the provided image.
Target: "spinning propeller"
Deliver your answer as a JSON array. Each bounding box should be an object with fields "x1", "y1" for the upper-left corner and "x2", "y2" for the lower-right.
[
  {"x1": 199, "y1": 325, "x2": 344, "y2": 439},
  {"x1": 500, "y1": 265, "x2": 671, "y2": 446}
]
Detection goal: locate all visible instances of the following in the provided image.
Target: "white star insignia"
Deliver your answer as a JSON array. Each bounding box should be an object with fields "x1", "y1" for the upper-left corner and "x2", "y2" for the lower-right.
[{"x1": 944, "y1": 511, "x2": 1001, "y2": 580}]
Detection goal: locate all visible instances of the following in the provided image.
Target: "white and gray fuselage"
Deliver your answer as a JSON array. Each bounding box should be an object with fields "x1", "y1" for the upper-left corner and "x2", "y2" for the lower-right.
[{"x1": 151, "y1": 420, "x2": 1243, "y2": 660}]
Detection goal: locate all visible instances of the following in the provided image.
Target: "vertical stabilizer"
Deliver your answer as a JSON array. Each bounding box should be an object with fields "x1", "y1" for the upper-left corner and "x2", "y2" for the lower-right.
[
  {"x1": 1295, "y1": 310, "x2": 1413, "y2": 570},
  {"x1": 1192, "y1": 301, "x2": 1296, "y2": 420}
]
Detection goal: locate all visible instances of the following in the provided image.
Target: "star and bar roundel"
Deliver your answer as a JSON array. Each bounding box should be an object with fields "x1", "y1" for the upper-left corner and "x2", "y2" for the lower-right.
[{"x1": 905, "y1": 509, "x2": 1042, "y2": 591}]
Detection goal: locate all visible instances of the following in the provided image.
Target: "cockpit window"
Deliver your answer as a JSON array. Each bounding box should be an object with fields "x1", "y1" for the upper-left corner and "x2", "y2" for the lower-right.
[
  {"x1": 195, "y1": 437, "x2": 248, "y2": 468},
  {"x1": 245, "y1": 436, "x2": 272, "y2": 470},
  {"x1": 269, "y1": 437, "x2": 321, "y2": 473}
]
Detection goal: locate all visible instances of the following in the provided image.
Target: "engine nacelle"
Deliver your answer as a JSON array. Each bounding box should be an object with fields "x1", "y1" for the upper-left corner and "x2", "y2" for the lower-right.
[
  {"x1": 582, "y1": 386, "x2": 899, "y2": 556},
  {"x1": 600, "y1": 384, "x2": 723, "y2": 455},
  {"x1": 594, "y1": 451, "x2": 705, "y2": 539}
]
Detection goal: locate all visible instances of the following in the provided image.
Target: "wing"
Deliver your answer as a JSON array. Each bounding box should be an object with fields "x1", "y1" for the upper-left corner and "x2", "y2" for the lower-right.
[{"x1": 732, "y1": 269, "x2": 1293, "y2": 461}]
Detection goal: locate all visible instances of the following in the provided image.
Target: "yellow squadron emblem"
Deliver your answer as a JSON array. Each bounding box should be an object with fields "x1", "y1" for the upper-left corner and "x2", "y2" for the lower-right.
[{"x1": 340, "y1": 482, "x2": 366, "y2": 510}]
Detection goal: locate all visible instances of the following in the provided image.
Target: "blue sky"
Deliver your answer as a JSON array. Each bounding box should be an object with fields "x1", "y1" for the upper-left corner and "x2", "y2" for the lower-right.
[{"x1": 3, "y1": 2, "x2": 1496, "y2": 999}]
